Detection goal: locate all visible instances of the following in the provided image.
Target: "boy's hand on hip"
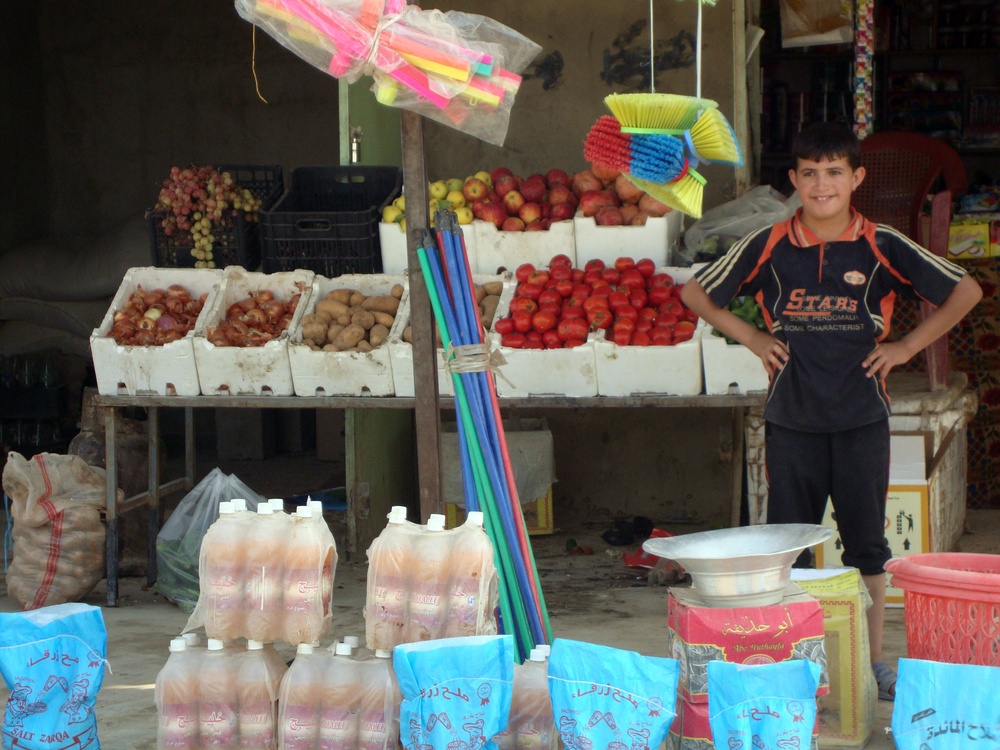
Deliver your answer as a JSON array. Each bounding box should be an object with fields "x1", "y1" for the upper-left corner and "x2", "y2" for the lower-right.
[
  {"x1": 863, "y1": 341, "x2": 912, "y2": 379},
  {"x1": 749, "y1": 330, "x2": 789, "y2": 376}
]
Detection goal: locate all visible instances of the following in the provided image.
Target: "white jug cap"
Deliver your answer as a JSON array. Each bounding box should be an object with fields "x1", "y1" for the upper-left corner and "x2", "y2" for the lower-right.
[
  {"x1": 232, "y1": 498, "x2": 248, "y2": 512},
  {"x1": 296, "y1": 505, "x2": 313, "y2": 518},
  {"x1": 181, "y1": 633, "x2": 201, "y2": 647},
  {"x1": 466, "y1": 511, "x2": 484, "y2": 527},
  {"x1": 536, "y1": 644, "x2": 551, "y2": 657},
  {"x1": 388, "y1": 506, "x2": 408, "y2": 523},
  {"x1": 269, "y1": 498, "x2": 285, "y2": 512},
  {"x1": 335, "y1": 642, "x2": 353, "y2": 656},
  {"x1": 297, "y1": 643, "x2": 314, "y2": 655},
  {"x1": 529, "y1": 647, "x2": 546, "y2": 662},
  {"x1": 427, "y1": 514, "x2": 446, "y2": 532},
  {"x1": 169, "y1": 638, "x2": 187, "y2": 652},
  {"x1": 375, "y1": 649, "x2": 392, "y2": 659},
  {"x1": 309, "y1": 500, "x2": 324, "y2": 515},
  {"x1": 207, "y1": 638, "x2": 225, "y2": 651},
  {"x1": 219, "y1": 501, "x2": 235, "y2": 514},
  {"x1": 257, "y1": 504, "x2": 274, "y2": 515},
  {"x1": 247, "y1": 640, "x2": 264, "y2": 651},
  {"x1": 344, "y1": 635, "x2": 360, "y2": 648}
]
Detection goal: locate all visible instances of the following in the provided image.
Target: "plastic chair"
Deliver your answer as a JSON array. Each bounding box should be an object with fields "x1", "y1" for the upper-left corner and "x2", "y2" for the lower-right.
[{"x1": 852, "y1": 132, "x2": 968, "y2": 391}]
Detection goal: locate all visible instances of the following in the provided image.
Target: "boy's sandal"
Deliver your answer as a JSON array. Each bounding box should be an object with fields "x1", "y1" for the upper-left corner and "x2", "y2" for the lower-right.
[{"x1": 873, "y1": 661, "x2": 896, "y2": 701}]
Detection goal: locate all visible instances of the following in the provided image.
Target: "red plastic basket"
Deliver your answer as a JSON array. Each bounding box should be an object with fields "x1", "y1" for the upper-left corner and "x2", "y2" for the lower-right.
[{"x1": 886, "y1": 553, "x2": 1000, "y2": 666}]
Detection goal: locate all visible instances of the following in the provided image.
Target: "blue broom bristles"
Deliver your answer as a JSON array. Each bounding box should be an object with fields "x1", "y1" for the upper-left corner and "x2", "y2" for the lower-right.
[{"x1": 629, "y1": 133, "x2": 687, "y2": 183}]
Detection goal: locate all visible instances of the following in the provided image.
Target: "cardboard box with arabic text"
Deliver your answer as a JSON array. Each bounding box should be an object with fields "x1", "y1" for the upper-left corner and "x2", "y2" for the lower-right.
[
  {"x1": 667, "y1": 583, "x2": 829, "y2": 704},
  {"x1": 792, "y1": 568, "x2": 877, "y2": 749}
]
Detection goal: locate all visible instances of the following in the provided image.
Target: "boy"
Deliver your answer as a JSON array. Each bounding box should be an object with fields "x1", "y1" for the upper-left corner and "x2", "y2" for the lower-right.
[{"x1": 681, "y1": 122, "x2": 982, "y2": 700}]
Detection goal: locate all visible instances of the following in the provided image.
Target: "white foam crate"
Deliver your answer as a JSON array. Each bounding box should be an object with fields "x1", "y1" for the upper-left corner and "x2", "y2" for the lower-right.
[
  {"x1": 289, "y1": 273, "x2": 404, "y2": 397},
  {"x1": 379, "y1": 221, "x2": 479, "y2": 275},
  {"x1": 90, "y1": 267, "x2": 223, "y2": 396},
  {"x1": 488, "y1": 282, "x2": 599, "y2": 398},
  {"x1": 573, "y1": 209, "x2": 683, "y2": 268},
  {"x1": 388, "y1": 274, "x2": 509, "y2": 398},
  {"x1": 701, "y1": 324, "x2": 770, "y2": 395},
  {"x1": 473, "y1": 219, "x2": 575, "y2": 274},
  {"x1": 194, "y1": 266, "x2": 314, "y2": 396},
  {"x1": 593, "y1": 265, "x2": 705, "y2": 397}
]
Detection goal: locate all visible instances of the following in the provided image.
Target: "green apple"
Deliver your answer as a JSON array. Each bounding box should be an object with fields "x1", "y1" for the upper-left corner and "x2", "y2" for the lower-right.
[
  {"x1": 474, "y1": 170, "x2": 492, "y2": 187},
  {"x1": 446, "y1": 177, "x2": 464, "y2": 193},
  {"x1": 454, "y1": 206, "x2": 474, "y2": 225},
  {"x1": 445, "y1": 190, "x2": 466, "y2": 209},
  {"x1": 429, "y1": 180, "x2": 448, "y2": 200}
]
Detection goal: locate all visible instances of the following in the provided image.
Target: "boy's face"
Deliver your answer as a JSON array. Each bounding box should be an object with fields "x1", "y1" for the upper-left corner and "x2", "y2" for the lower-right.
[{"x1": 788, "y1": 156, "x2": 865, "y2": 229}]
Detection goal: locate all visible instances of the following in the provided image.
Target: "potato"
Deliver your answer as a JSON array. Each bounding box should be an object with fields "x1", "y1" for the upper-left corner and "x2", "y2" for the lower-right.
[
  {"x1": 322, "y1": 343, "x2": 340, "y2": 352},
  {"x1": 301, "y1": 319, "x2": 329, "y2": 345},
  {"x1": 349, "y1": 290, "x2": 366, "y2": 307},
  {"x1": 332, "y1": 323, "x2": 366, "y2": 351},
  {"x1": 372, "y1": 311, "x2": 395, "y2": 328},
  {"x1": 361, "y1": 295, "x2": 400, "y2": 315},
  {"x1": 351, "y1": 309, "x2": 375, "y2": 330},
  {"x1": 307, "y1": 342, "x2": 321, "y2": 351},
  {"x1": 480, "y1": 295, "x2": 500, "y2": 326},
  {"x1": 391, "y1": 283, "x2": 404, "y2": 299},
  {"x1": 474, "y1": 284, "x2": 487, "y2": 304},
  {"x1": 482, "y1": 281, "x2": 504, "y2": 296},
  {"x1": 315, "y1": 298, "x2": 350, "y2": 320},
  {"x1": 327, "y1": 289, "x2": 354, "y2": 305},
  {"x1": 369, "y1": 323, "x2": 390, "y2": 348},
  {"x1": 403, "y1": 326, "x2": 412, "y2": 343},
  {"x1": 327, "y1": 323, "x2": 345, "y2": 342},
  {"x1": 336, "y1": 313, "x2": 352, "y2": 326},
  {"x1": 356, "y1": 340, "x2": 373, "y2": 353}
]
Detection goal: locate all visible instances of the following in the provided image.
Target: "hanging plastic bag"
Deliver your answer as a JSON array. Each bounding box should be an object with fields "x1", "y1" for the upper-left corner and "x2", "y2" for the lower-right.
[
  {"x1": 2, "y1": 452, "x2": 111, "y2": 609},
  {"x1": 707, "y1": 659, "x2": 821, "y2": 750},
  {"x1": 681, "y1": 185, "x2": 795, "y2": 263},
  {"x1": 155, "y1": 468, "x2": 265, "y2": 612},
  {"x1": 891, "y1": 658, "x2": 1000, "y2": 749},
  {"x1": 547, "y1": 638, "x2": 679, "y2": 750},
  {"x1": 394, "y1": 635, "x2": 515, "y2": 750},
  {"x1": 0, "y1": 603, "x2": 108, "y2": 750},
  {"x1": 779, "y1": 0, "x2": 854, "y2": 48}
]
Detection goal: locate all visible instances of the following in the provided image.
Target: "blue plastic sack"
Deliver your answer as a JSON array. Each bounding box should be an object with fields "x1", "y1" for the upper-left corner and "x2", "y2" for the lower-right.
[
  {"x1": 394, "y1": 635, "x2": 515, "y2": 750},
  {"x1": 547, "y1": 638, "x2": 679, "y2": 750},
  {"x1": 892, "y1": 658, "x2": 1000, "y2": 749},
  {"x1": 707, "y1": 659, "x2": 821, "y2": 750},
  {"x1": 0, "y1": 603, "x2": 108, "y2": 750}
]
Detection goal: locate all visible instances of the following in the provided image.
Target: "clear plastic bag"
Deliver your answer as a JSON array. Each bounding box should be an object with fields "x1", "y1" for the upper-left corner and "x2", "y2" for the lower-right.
[
  {"x1": 155, "y1": 468, "x2": 265, "y2": 612},
  {"x1": 682, "y1": 185, "x2": 795, "y2": 263},
  {"x1": 233, "y1": 0, "x2": 541, "y2": 146}
]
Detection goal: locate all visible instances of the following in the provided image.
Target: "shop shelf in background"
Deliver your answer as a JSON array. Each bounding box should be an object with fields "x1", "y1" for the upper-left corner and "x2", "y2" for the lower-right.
[
  {"x1": 146, "y1": 164, "x2": 283, "y2": 270},
  {"x1": 261, "y1": 166, "x2": 402, "y2": 276}
]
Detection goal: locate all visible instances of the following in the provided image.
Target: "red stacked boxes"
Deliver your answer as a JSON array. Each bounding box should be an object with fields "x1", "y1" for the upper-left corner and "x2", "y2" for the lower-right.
[{"x1": 666, "y1": 584, "x2": 827, "y2": 750}]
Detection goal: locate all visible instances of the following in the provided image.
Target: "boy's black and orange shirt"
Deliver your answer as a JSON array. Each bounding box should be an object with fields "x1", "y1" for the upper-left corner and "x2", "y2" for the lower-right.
[{"x1": 695, "y1": 207, "x2": 965, "y2": 432}]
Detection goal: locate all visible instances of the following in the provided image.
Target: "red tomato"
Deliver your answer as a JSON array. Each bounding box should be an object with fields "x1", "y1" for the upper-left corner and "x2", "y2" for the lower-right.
[
  {"x1": 571, "y1": 268, "x2": 586, "y2": 284},
  {"x1": 538, "y1": 289, "x2": 562, "y2": 307},
  {"x1": 658, "y1": 298, "x2": 685, "y2": 317},
  {"x1": 592, "y1": 284, "x2": 613, "y2": 298},
  {"x1": 614, "y1": 256, "x2": 636, "y2": 272},
  {"x1": 684, "y1": 309, "x2": 700, "y2": 324},
  {"x1": 639, "y1": 307, "x2": 658, "y2": 321},
  {"x1": 560, "y1": 306, "x2": 586, "y2": 320},
  {"x1": 613, "y1": 317, "x2": 635, "y2": 335},
  {"x1": 523, "y1": 338, "x2": 545, "y2": 349},
  {"x1": 544, "y1": 277, "x2": 558, "y2": 289},
  {"x1": 631, "y1": 330, "x2": 651, "y2": 346},
  {"x1": 601, "y1": 268, "x2": 622, "y2": 285},
  {"x1": 555, "y1": 280, "x2": 575, "y2": 298},
  {"x1": 549, "y1": 253, "x2": 573, "y2": 268},
  {"x1": 525, "y1": 329, "x2": 543, "y2": 343},
  {"x1": 608, "y1": 290, "x2": 630, "y2": 309},
  {"x1": 582, "y1": 295, "x2": 610, "y2": 313},
  {"x1": 532, "y1": 310, "x2": 558, "y2": 333},
  {"x1": 657, "y1": 312, "x2": 678, "y2": 328},
  {"x1": 540, "y1": 300, "x2": 563, "y2": 315},
  {"x1": 673, "y1": 320, "x2": 696, "y2": 342},
  {"x1": 647, "y1": 286, "x2": 673, "y2": 306},
  {"x1": 526, "y1": 270, "x2": 550, "y2": 286},
  {"x1": 583, "y1": 270, "x2": 603, "y2": 286},
  {"x1": 629, "y1": 288, "x2": 648, "y2": 309},
  {"x1": 649, "y1": 272, "x2": 675, "y2": 289},
  {"x1": 509, "y1": 298, "x2": 538, "y2": 315},
  {"x1": 620, "y1": 269, "x2": 645, "y2": 291},
  {"x1": 650, "y1": 326, "x2": 673, "y2": 345},
  {"x1": 584, "y1": 258, "x2": 606, "y2": 272},
  {"x1": 613, "y1": 305, "x2": 638, "y2": 323},
  {"x1": 549, "y1": 264, "x2": 573, "y2": 281},
  {"x1": 571, "y1": 284, "x2": 592, "y2": 299},
  {"x1": 515, "y1": 263, "x2": 535, "y2": 283},
  {"x1": 512, "y1": 310, "x2": 533, "y2": 333},
  {"x1": 635, "y1": 317, "x2": 653, "y2": 333},
  {"x1": 542, "y1": 330, "x2": 562, "y2": 349},
  {"x1": 612, "y1": 329, "x2": 632, "y2": 346},
  {"x1": 501, "y1": 333, "x2": 526, "y2": 348},
  {"x1": 563, "y1": 338, "x2": 586, "y2": 348},
  {"x1": 587, "y1": 307, "x2": 613, "y2": 330},
  {"x1": 672, "y1": 282, "x2": 685, "y2": 298},
  {"x1": 494, "y1": 317, "x2": 514, "y2": 335},
  {"x1": 635, "y1": 258, "x2": 656, "y2": 278},
  {"x1": 516, "y1": 282, "x2": 544, "y2": 300},
  {"x1": 557, "y1": 317, "x2": 589, "y2": 342}
]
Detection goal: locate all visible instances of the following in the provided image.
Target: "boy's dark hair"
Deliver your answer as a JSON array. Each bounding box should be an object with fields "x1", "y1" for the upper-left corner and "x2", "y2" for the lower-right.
[{"x1": 792, "y1": 122, "x2": 861, "y2": 170}]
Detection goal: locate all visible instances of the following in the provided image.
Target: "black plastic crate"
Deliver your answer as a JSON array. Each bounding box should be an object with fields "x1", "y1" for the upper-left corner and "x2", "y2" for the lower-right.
[
  {"x1": 146, "y1": 164, "x2": 284, "y2": 269},
  {"x1": 260, "y1": 165, "x2": 403, "y2": 276}
]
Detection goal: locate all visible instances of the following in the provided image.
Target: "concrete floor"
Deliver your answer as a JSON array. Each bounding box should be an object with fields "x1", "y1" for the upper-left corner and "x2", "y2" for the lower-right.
[{"x1": 1, "y1": 446, "x2": 998, "y2": 748}]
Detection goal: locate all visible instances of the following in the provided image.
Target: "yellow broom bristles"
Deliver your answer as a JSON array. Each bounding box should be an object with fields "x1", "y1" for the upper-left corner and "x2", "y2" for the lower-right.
[
  {"x1": 625, "y1": 170, "x2": 707, "y2": 219},
  {"x1": 688, "y1": 108, "x2": 743, "y2": 166},
  {"x1": 605, "y1": 93, "x2": 718, "y2": 134}
]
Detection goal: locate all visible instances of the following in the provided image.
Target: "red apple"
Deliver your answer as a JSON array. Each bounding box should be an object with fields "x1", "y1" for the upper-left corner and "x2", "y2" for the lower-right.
[
  {"x1": 539, "y1": 202, "x2": 552, "y2": 219},
  {"x1": 546, "y1": 169, "x2": 572, "y2": 189},
  {"x1": 619, "y1": 204, "x2": 640, "y2": 224},
  {"x1": 463, "y1": 177, "x2": 488, "y2": 203},
  {"x1": 615, "y1": 173, "x2": 645, "y2": 204},
  {"x1": 595, "y1": 206, "x2": 624, "y2": 226},
  {"x1": 571, "y1": 169, "x2": 603, "y2": 197},
  {"x1": 591, "y1": 161, "x2": 622, "y2": 184},
  {"x1": 501, "y1": 217, "x2": 525, "y2": 231},
  {"x1": 471, "y1": 198, "x2": 488, "y2": 219},
  {"x1": 480, "y1": 202, "x2": 507, "y2": 228},
  {"x1": 524, "y1": 220, "x2": 545, "y2": 231},
  {"x1": 490, "y1": 167, "x2": 513, "y2": 184},
  {"x1": 638, "y1": 192, "x2": 671, "y2": 218},
  {"x1": 520, "y1": 176, "x2": 547, "y2": 203},
  {"x1": 578, "y1": 189, "x2": 618, "y2": 218},
  {"x1": 494, "y1": 174, "x2": 518, "y2": 198},
  {"x1": 487, "y1": 189, "x2": 501, "y2": 203},
  {"x1": 550, "y1": 203, "x2": 576, "y2": 222},
  {"x1": 547, "y1": 184, "x2": 574, "y2": 205},
  {"x1": 519, "y1": 202, "x2": 543, "y2": 225},
  {"x1": 630, "y1": 212, "x2": 652, "y2": 226},
  {"x1": 503, "y1": 190, "x2": 526, "y2": 215}
]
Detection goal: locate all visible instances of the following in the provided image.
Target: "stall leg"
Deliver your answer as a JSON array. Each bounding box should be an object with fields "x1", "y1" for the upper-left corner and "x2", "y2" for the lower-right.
[
  {"x1": 104, "y1": 406, "x2": 119, "y2": 608},
  {"x1": 147, "y1": 406, "x2": 160, "y2": 587}
]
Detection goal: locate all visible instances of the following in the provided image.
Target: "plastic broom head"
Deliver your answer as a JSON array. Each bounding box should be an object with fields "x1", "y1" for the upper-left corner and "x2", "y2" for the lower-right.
[
  {"x1": 686, "y1": 108, "x2": 743, "y2": 166},
  {"x1": 583, "y1": 115, "x2": 633, "y2": 173},
  {"x1": 625, "y1": 168, "x2": 706, "y2": 219},
  {"x1": 605, "y1": 93, "x2": 718, "y2": 134},
  {"x1": 629, "y1": 134, "x2": 687, "y2": 183}
]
